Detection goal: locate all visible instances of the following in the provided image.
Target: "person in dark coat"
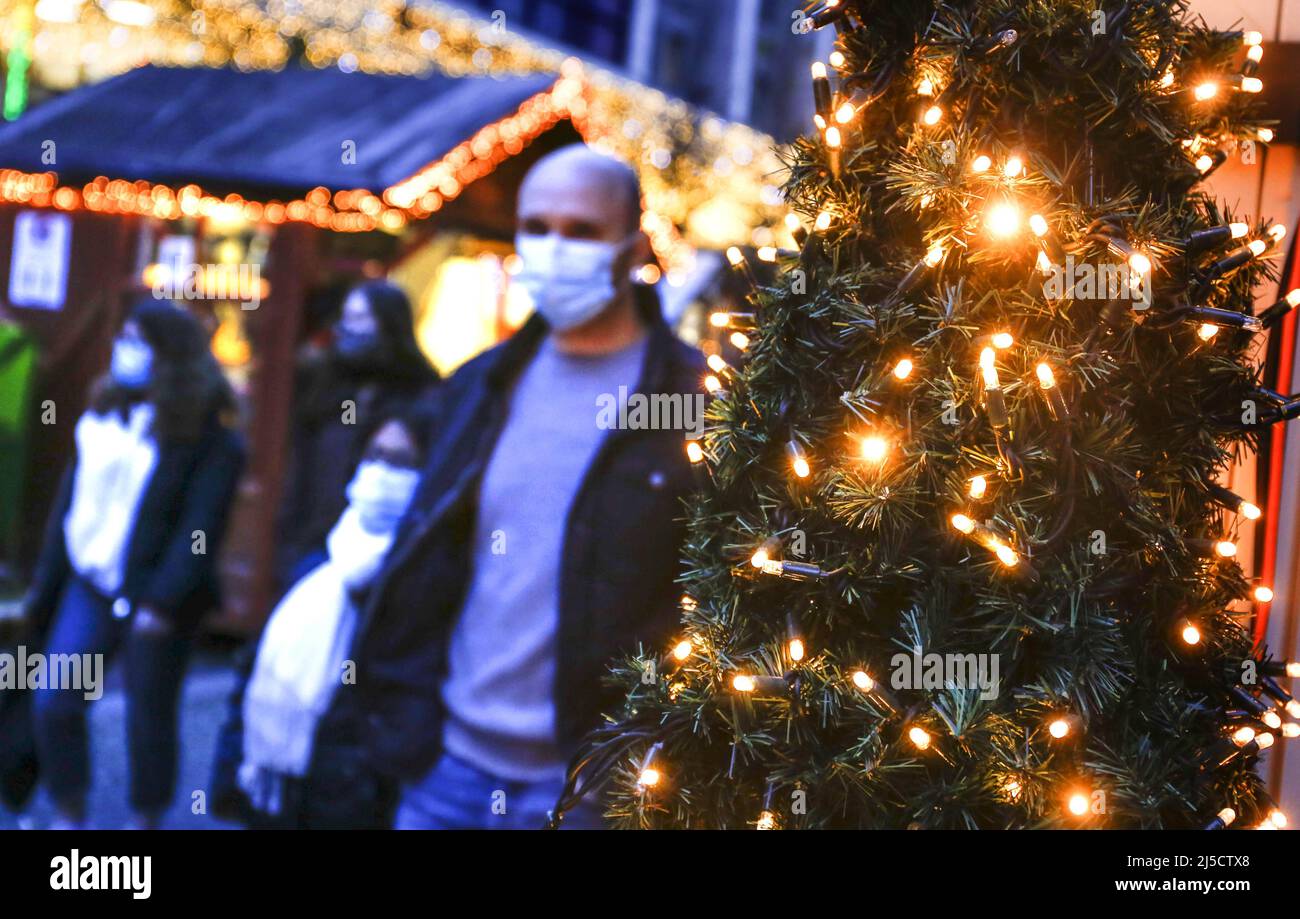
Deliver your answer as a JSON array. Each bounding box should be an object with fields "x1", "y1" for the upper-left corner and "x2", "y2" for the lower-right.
[
  {"x1": 326, "y1": 144, "x2": 706, "y2": 830},
  {"x1": 23, "y1": 299, "x2": 245, "y2": 829},
  {"x1": 209, "y1": 405, "x2": 435, "y2": 830},
  {"x1": 276, "y1": 281, "x2": 438, "y2": 589}
]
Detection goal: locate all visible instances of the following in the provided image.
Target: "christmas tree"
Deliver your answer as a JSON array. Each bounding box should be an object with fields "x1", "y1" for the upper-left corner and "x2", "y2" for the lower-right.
[{"x1": 553, "y1": 0, "x2": 1300, "y2": 830}]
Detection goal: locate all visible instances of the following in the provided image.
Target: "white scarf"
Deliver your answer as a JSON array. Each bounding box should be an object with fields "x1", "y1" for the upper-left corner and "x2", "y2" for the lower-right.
[
  {"x1": 238, "y1": 504, "x2": 396, "y2": 816},
  {"x1": 63, "y1": 405, "x2": 158, "y2": 597}
]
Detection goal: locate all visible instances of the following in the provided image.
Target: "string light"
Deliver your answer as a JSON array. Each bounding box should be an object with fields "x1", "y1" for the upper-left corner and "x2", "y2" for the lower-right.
[
  {"x1": 1194, "y1": 81, "x2": 1219, "y2": 101},
  {"x1": 860, "y1": 434, "x2": 890, "y2": 463},
  {"x1": 787, "y1": 440, "x2": 811, "y2": 478},
  {"x1": 1003, "y1": 155, "x2": 1024, "y2": 178},
  {"x1": 815, "y1": 209, "x2": 834, "y2": 232},
  {"x1": 1048, "y1": 716, "x2": 1072, "y2": 739},
  {"x1": 991, "y1": 331, "x2": 1014, "y2": 350},
  {"x1": 1067, "y1": 790, "x2": 1091, "y2": 817},
  {"x1": 671, "y1": 639, "x2": 692, "y2": 662},
  {"x1": 971, "y1": 154, "x2": 993, "y2": 174},
  {"x1": 922, "y1": 104, "x2": 943, "y2": 126},
  {"x1": 908, "y1": 726, "x2": 932, "y2": 750},
  {"x1": 851, "y1": 669, "x2": 875, "y2": 691},
  {"x1": 1178, "y1": 618, "x2": 1202, "y2": 646},
  {"x1": 1205, "y1": 807, "x2": 1236, "y2": 830},
  {"x1": 893, "y1": 358, "x2": 915, "y2": 380},
  {"x1": 686, "y1": 441, "x2": 705, "y2": 464},
  {"x1": 917, "y1": 77, "x2": 935, "y2": 96},
  {"x1": 985, "y1": 201, "x2": 1021, "y2": 238},
  {"x1": 1254, "y1": 586, "x2": 1274, "y2": 603},
  {"x1": 756, "y1": 810, "x2": 778, "y2": 830},
  {"x1": 750, "y1": 536, "x2": 783, "y2": 569},
  {"x1": 969, "y1": 475, "x2": 988, "y2": 499}
]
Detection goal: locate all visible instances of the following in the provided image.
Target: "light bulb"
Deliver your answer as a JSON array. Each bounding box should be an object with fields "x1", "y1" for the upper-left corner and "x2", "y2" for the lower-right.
[
  {"x1": 835, "y1": 101, "x2": 856, "y2": 124},
  {"x1": 1269, "y1": 808, "x2": 1287, "y2": 829},
  {"x1": 792, "y1": 456, "x2": 810, "y2": 478},
  {"x1": 852, "y1": 670, "x2": 874, "y2": 691},
  {"x1": 969, "y1": 475, "x2": 988, "y2": 499},
  {"x1": 992, "y1": 331, "x2": 1014, "y2": 349},
  {"x1": 1049, "y1": 717, "x2": 1071, "y2": 739},
  {"x1": 893, "y1": 358, "x2": 914, "y2": 380},
  {"x1": 979, "y1": 347, "x2": 1000, "y2": 389},
  {"x1": 828, "y1": 50, "x2": 846, "y2": 68},
  {"x1": 810, "y1": 61, "x2": 827, "y2": 80},
  {"x1": 986, "y1": 201, "x2": 1021, "y2": 238},
  {"x1": 815, "y1": 210, "x2": 833, "y2": 231},
  {"x1": 994, "y1": 544, "x2": 1019, "y2": 567},
  {"x1": 1244, "y1": 30, "x2": 1263, "y2": 46},
  {"x1": 709, "y1": 311, "x2": 731, "y2": 328},
  {"x1": 1283, "y1": 723, "x2": 1300, "y2": 738},
  {"x1": 1004, "y1": 778, "x2": 1023, "y2": 800},
  {"x1": 1249, "y1": 239, "x2": 1267, "y2": 257},
  {"x1": 1198, "y1": 323, "x2": 1220, "y2": 341},
  {"x1": 1194, "y1": 81, "x2": 1219, "y2": 101},
  {"x1": 788, "y1": 638, "x2": 806, "y2": 662},
  {"x1": 917, "y1": 77, "x2": 934, "y2": 96},
  {"x1": 750, "y1": 548, "x2": 770, "y2": 569},
  {"x1": 1003, "y1": 156, "x2": 1024, "y2": 178},
  {"x1": 825, "y1": 125, "x2": 843, "y2": 149},
  {"x1": 1259, "y1": 127, "x2": 1275, "y2": 143},
  {"x1": 1233, "y1": 725, "x2": 1256, "y2": 746},
  {"x1": 1254, "y1": 586, "x2": 1274, "y2": 603},
  {"x1": 1215, "y1": 540, "x2": 1238, "y2": 558},
  {"x1": 1029, "y1": 213, "x2": 1049, "y2": 237},
  {"x1": 908, "y1": 726, "x2": 932, "y2": 750},
  {"x1": 1159, "y1": 70, "x2": 1175, "y2": 88},
  {"x1": 725, "y1": 246, "x2": 744, "y2": 268},
  {"x1": 1217, "y1": 807, "x2": 1237, "y2": 827},
  {"x1": 1067, "y1": 792, "x2": 1090, "y2": 816},
  {"x1": 1180, "y1": 620, "x2": 1202, "y2": 645},
  {"x1": 1196, "y1": 154, "x2": 1214, "y2": 173},
  {"x1": 732, "y1": 674, "x2": 757, "y2": 693},
  {"x1": 672, "y1": 639, "x2": 692, "y2": 661},
  {"x1": 1263, "y1": 710, "x2": 1283, "y2": 730},
  {"x1": 1288, "y1": 699, "x2": 1300, "y2": 718},
  {"x1": 686, "y1": 441, "x2": 705, "y2": 463},
  {"x1": 924, "y1": 243, "x2": 945, "y2": 267},
  {"x1": 637, "y1": 767, "x2": 660, "y2": 787},
  {"x1": 1129, "y1": 252, "x2": 1152, "y2": 276},
  {"x1": 707, "y1": 353, "x2": 728, "y2": 374},
  {"x1": 704, "y1": 375, "x2": 722, "y2": 394},
  {"x1": 1036, "y1": 362, "x2": 1056, "y2": 389},
  {"x1": 923, "y1": 105, "x2": 942, "y2": 126},
  {"x1": 971, "y1": 154, "x2": 992, "y2": 174},
  {"x1": 756, "y1": 246, "x2": 777, "y2": 263},
  {"x1": 861, "y1": 435, "x2": 889, "y2": 463},
  {"x1": 951, "y1": 514, "x2": 976, "y2": 535},
  {"x1": 1269, "y1": 223, "x2": 1288, "y2": 243},
  {"x1": 1289, "y1": 662, "x2": 1300, "y2": 679},
  {"x1": 1230, "y1": 222, "x2": 1249, "y2": 238},
  {"x1": 730, "y1": 332, "x2": 750, "y2": 350},
  {"x1": 1241, "y1": 501, "x2": 1262, "y2": 520},
  {"x1": 1242, "y1": 77, "x2": 1263, "y2": 93},
  {"x1": 756, "y1": 810, "x2": 777, "y2": 830},
  {"x1": 1257, "y1": 732, "x2": 1275, "y2": 749}
]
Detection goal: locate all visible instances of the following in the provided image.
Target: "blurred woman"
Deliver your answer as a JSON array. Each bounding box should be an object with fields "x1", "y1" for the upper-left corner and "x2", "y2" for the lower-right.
[
  {"x1": 213, "y1": 407, "x2": 433, "y2": 829},
  {"x1": 25, "y1": 299, "x2": 245, "y2": 829},
  {"x1": 276, "y1": 281, "x2": 437, "y2": 587}
]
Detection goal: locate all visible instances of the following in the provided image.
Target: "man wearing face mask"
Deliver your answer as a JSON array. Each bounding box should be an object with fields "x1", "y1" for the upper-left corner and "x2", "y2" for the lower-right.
[{"x1": 336, "y1": 144, "x2": 705, "y2": 830}]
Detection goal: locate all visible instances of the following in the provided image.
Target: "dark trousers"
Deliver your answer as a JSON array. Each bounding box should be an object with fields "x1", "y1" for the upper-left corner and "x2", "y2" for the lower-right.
[{"x1": 30, "y1": 575, "x2": 191, "y2": 814}]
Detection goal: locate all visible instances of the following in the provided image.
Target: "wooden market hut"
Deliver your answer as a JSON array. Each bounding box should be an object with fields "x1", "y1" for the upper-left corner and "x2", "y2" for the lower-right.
[{"x1": 0, "y1": 62, "x2": 600, "y2": 632}]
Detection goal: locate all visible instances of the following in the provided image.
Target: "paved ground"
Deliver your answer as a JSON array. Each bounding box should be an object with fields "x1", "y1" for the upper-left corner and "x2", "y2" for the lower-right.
[{"x1": 0, "y1": 646, "x2": 245, "y2": 831}]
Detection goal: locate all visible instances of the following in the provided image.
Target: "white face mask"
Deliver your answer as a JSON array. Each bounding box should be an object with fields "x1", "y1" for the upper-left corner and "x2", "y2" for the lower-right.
[
  {"x1": 345, "y1": 460, "x2": 420, "y2": 535},
  {"x1": 513, "y1": 232, "x2": 632, "y2": 331}
]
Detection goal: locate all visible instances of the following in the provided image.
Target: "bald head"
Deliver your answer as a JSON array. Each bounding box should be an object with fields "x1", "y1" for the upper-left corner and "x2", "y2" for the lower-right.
[{"x1": 518, "y1": 144, "x2": 643, "y2": 239}]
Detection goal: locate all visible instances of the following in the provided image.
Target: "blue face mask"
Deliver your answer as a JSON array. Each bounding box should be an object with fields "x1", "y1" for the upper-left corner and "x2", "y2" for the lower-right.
[{"x1": 110, "y1": 337, "x2": 153, "y2": 390}]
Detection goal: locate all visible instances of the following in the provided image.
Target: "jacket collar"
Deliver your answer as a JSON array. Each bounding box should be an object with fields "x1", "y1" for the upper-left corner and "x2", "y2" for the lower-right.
[{"x1": 482, "y1": 286, "x2": 692, "y2": 397}]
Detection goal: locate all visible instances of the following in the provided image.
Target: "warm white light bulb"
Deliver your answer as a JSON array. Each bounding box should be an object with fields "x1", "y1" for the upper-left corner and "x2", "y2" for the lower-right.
[
  {"x1": 1049, "y1": 718, "x2": 1071, "y2": 739},
  {"x1": 672, "y1": 639, "x2": 692, "y2": 661},
  {"x1": 852, "y1": 670, "x2": 874, "y2": 691},
  {"x1": 985, "y1": 201, "x2": 1021, "y2": 238},
  {"x1": 1029, "y1": 213, "x2": 1049, "y2": 237},
  {"x1": 917, "y1": 77, "x2": 934, "y2": 96},
  {"x1": 732, "y1": 674, "x2": 756, "y2": 693},
  {"x1": 950, "y1": 514, "x2": 976, "y2": 535},
  {"x1": 923, "y1": 105, "x2": 942, "y2": 126},
  {"x1": 924, "y1": 242, "x2": 945, "y2": 267},
  {"x1": 893, "y1": 358, "x2": 914, "y2": 380},
  {"x1": 1003, "y1": 156, "x2": 1024, "y2": 178},
  {"x1": 792, "y1": 456, "x2": 810, "y2": 479},
  {"x1": 861, "y1": 435, "x2": 889, "y2": 463},
  {"x1": 971, "y1": 154, "x2": 992, "y2": 174},
  {"x1": 992, "y1": 331, "x2": 1014, "y2": 350},
  {"x1": 815, "y1": 210, "x2": 833, "y2": 232},
  {"x1": 1241, "y1": 501, "x2": 1262, "y2": 520},
  {"x1": 686, "y1": 441, "x2": 704, "y2": 463},
  {"x1": 1242, "y1": 77, "x2": 1263, "y2": 94},
  {"x1": 969, "y1": 475, "x2": 988, "y2": 499},
  {"x1": 979, "y1": 347, "x2": 1000, "y2": 389},
  {"x1": 1249, "y1": 239, "x2": 1268, "y2": 257},
  {"x1": 1068, "y1": 792, "x2": 1090, "y2": 816},
  {"x1": 994, "y1": 544, "x2": 1019, "y2": 567},
  {"x1": 908, "y1": 726, "x2": 932, "y2": 750},
  {"x1": 1194, "y1": 81, "x2": 1219, "y2": 101},
  {"x1": 810, "y1": 61, "x2": 827, "y2": 80},
  {"x1": 1254, "y1": 586, "x2": 1274, "y2": 603},
  {"x1": 835, "y1": 101, "x2": 856, "y2": 124},
  {"x1": 1036, "y1": 362, "x2": 1056, "y2": 389},
  {"x1": 1215, "y1": 540, "x2": 1238, "y2": 558}
]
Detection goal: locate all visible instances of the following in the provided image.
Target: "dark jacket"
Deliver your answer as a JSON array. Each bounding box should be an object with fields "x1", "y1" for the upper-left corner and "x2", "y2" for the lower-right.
[
  {"x1": 26, "y1": 412, "x2": 246, "y2": 634},
  {"x1": 333, "y1": 296, "x2": 705, "y2": 781}
]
